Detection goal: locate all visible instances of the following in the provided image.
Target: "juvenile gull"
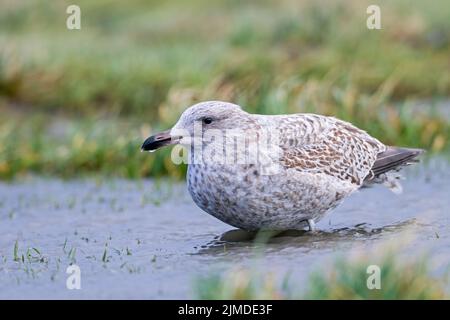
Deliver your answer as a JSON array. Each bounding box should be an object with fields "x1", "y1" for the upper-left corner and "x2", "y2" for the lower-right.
[{"x1": 142, "y1": 101, "x2": 423, "y2": 231}]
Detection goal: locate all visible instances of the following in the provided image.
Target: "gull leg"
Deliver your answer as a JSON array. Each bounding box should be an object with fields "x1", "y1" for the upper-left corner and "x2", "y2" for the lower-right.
[{"x1": 307, "y1": 219, "x2": 316, "y2": 232}]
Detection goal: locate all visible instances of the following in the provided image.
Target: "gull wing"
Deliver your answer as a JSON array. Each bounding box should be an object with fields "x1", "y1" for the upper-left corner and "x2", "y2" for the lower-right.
[{"x1": 277, "y1": 114, "x2": 386, "y2": 185}]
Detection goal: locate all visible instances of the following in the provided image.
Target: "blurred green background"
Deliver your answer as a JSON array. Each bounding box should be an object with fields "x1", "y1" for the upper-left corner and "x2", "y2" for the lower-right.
[{"x1": 1, "y1": 0, "x2": 449, "y2": 180}]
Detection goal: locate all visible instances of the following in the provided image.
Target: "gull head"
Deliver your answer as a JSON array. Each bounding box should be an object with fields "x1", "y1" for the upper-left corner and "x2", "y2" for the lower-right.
[{"x1": 141, "y1": 101, "x2": 250, "y2": 152}]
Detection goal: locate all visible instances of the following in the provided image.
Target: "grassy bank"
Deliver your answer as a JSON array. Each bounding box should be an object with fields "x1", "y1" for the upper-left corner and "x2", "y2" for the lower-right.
[{"x1": 1, "y1": 0, "x2": 449, "y2": 179}]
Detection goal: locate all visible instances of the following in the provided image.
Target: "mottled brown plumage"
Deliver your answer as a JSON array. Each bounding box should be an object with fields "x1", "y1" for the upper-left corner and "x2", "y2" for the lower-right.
[{"x1": 142, "y1": 101, "x2": 424, "y2": 231}]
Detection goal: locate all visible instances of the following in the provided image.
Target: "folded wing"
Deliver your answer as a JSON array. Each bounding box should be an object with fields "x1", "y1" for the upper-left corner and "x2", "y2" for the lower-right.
[{"x1": 278, "y1": 114, "x2": 386, "y2": 185}]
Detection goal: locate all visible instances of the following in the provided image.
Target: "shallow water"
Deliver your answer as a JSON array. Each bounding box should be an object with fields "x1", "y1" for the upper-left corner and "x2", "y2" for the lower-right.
[{"x1": 0, "y1": 159, "x2": 449, "y2": 299}]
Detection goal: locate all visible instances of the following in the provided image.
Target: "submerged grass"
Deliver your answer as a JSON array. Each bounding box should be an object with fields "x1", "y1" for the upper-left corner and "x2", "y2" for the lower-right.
[{"x1": 0, "y1": 0, "x2": 449, "y2": 179}]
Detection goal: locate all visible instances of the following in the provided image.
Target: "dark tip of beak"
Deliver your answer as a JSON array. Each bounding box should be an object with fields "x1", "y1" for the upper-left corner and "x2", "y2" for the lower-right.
[{"x1": 141, "y1": 130, "x2": 173, "y2": 152}]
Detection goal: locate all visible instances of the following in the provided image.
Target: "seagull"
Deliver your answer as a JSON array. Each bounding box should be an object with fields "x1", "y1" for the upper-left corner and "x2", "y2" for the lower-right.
[{"x1": 142, "y1": 101, "x2": 423, "y2": 231}]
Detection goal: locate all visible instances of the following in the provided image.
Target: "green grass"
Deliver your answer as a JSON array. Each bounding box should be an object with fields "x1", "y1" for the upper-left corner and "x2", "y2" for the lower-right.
[
  {"x1": 195, "y1": 268, "x2": 293, "y2": 300},
  {"x1": 0, "y1": 112, "x2": 186, "y2": 179},
  {"x1": 304, "y1": 255, "x2": 446, "y2": 299},
  {"x1": 195, "y1": 248, "x2": 449, "y2": 299},
  {"x1": 0, "y1": 0, "x2": 449, "y2": 179}
]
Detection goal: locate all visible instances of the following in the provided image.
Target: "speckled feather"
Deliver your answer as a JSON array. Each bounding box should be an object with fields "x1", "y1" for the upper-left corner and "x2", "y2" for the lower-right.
[{"x1": 167, "y1": 101, "x2": 416, "y2": 231}]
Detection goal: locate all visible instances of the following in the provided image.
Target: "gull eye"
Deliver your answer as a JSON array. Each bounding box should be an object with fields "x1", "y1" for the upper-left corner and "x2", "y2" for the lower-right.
[{"x1": 203, "y1": 117, "x2": 213, "y2": 125}]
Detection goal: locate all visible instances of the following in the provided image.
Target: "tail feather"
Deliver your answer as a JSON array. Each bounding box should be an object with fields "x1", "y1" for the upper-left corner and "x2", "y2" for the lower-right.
[
  {"x1": 364, "y1": 146, "x2": 424, "y2": 193},
  {"x1": 369, "y1": 147, "x2": 424, "y2": 178}
]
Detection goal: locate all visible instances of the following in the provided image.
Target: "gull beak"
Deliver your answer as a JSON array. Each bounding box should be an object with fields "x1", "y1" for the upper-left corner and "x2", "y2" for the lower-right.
[{"x1": 141, "y1": 129, "x2": 180, "y2": 152}]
